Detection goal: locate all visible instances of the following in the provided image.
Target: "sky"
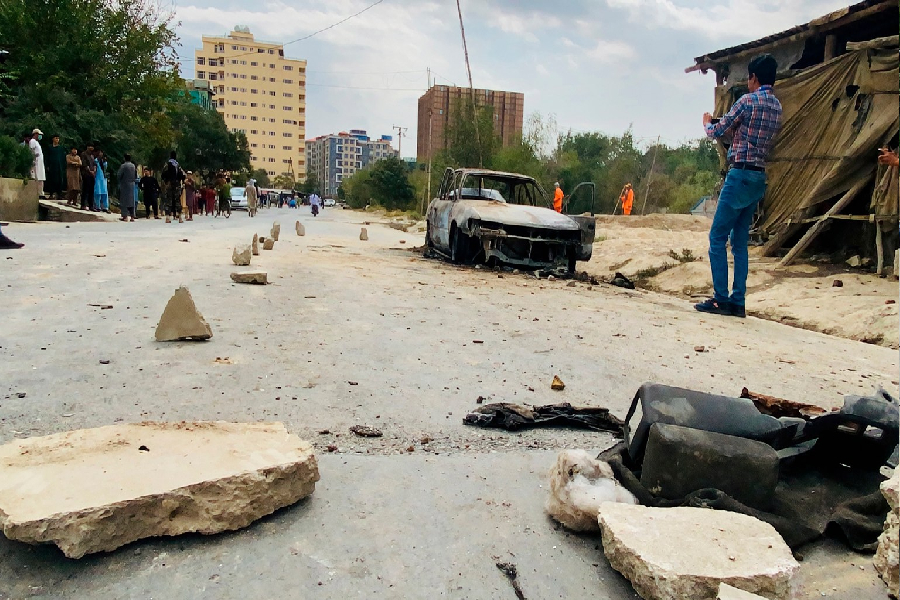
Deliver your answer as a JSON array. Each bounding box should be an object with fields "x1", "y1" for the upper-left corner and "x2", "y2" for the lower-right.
[{"x1": 172, "y1": 0, "x2": 852, "y2": 156}]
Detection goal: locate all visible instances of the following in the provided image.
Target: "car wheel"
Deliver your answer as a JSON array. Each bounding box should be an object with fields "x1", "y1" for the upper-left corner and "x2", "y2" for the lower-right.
[{"x1": 567, "y1": 250, "x2": 577, "y2": 274}]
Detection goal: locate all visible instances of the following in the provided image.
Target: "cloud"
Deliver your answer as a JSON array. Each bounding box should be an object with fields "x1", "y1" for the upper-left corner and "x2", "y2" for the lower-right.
[{"x1": 585, "y1": 40, "x2": 636, "y2": 63}]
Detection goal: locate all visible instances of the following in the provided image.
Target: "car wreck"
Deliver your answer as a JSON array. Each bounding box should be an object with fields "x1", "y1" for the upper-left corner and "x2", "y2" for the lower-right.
[{"x1": 425, "y1": 168, "x2": 595, "y2": 272}]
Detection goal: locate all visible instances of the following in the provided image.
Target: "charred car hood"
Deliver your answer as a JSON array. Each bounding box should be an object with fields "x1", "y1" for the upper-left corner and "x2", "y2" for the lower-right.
[{"x1": 455, "y1": 201, "x2": 579, "y2": 230}]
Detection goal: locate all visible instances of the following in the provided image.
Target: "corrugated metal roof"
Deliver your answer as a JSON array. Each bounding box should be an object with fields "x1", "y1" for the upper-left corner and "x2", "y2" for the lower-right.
[{"x1": 689, "y1": 0, "x2": 890, "y2": 66}]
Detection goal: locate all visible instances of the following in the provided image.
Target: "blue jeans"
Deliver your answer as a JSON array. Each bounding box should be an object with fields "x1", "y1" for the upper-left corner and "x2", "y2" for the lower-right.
[{"x1": 708, "y1": 168, "x2": 767, "y2": 307}]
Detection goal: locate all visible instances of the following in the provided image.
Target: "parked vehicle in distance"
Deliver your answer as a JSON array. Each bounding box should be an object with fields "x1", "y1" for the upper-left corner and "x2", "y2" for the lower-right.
[
  {"x1": 230, "y1": 186, "x2": 247, "y2": 210},
  {"x1": 425, "y1": 168, "x2": 595, "y2": 272},
  {"x1": 324, "y1": 198, "x2": 336, "y2": 207}
]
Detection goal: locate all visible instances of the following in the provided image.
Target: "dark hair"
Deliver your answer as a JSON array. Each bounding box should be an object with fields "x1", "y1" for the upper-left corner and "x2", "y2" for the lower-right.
[
  {"x1": 170, "y1": 150, "x2": 177, "y2": 159},
  {"x1": 749, "y1": 54, "x2": 777, "y2": 86},
  {"x1": 124, "y1": 153, "x2": 131, "y2": 162}
]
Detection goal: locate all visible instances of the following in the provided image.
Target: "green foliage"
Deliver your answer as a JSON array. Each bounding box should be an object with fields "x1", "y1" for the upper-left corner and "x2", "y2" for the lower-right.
[
  {"x1": 0, "y1": 136, "x2": 34, "y2": 179},
  {"x1": 445, "y1": 96, "x2": 498, "y2": 168},
  {"x1": 667, "y1": 248, "x2": 698, "y2": 263},
  {"x1": 164, "y1": 99, "x2": 251, "y2": 182},
  {"x1": 298, "y1": 173, "x2": 320, "y2": 195},
  {"x1": 272, "y1": 174, "x2": 295, "y2": 190},
  {"x1": 250, "y1": 169, "x2": 271, "y2": 188},
  {"x1": 342, "y1": 157, "x2": 415, "y2": 210}
]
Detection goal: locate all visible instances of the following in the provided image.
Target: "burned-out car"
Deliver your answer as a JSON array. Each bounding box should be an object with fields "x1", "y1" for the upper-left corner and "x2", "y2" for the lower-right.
[{"x1": 425, "y1": 168, "x2": 595, "y2": 272}]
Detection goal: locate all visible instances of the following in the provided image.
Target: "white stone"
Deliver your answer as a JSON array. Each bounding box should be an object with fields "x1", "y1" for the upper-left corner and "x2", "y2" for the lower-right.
[
  {"x1": 875, "y1": 471, "x2": 899, "y2": 597},
  {"x1": 154, "y1": 286, "x2": 212, "y2": 342},
  {"x1": 846, "y1": 255, "x2": 861, "y2": 267},
  {"x1": 360, "y1": 227, "x2": 368, "y2": 241},
  {"x1": 232, "y1": 244, "x2": 251, "y2": 266},
  {"x1": 0, "y1": 422, "x2": 319, "y2": 558},
  {"x1": 252, "y1": 233, "x2": 259, "y2": 255},
  {"x1": 296, "y1": 221, "x2": 305, "y2": 236},
  {"x1": 230, "y1": 271, "x2": 268, "y2": 285},
  {"x1": 263, "y1": 238, "x2": 275, "y2": 250},
  {"x1": 717, "y1": 583, "x2": 767, "y2": 600},
  {"x1": 271, "y1": 221, "x2": 280, "y2": 241},
  {"x1": 546, "y1": 450, "x2": 636, "y2": 532},
  {"x1": 597, "y1": 504, "x2": 798, "y2": 600}
]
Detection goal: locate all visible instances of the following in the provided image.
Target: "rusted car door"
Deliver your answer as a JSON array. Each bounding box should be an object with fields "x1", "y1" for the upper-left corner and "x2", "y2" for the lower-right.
[
  {"x1": 564, "y1": 182, "x2": 596, "y2": 261},
  {"x1": 428, "y1": 168, "x2": 456, "y2": 251}
]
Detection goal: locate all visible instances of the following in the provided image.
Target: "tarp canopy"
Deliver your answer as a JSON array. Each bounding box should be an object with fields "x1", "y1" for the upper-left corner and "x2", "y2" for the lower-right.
[{"x1": 713, "y1": 45, "x2": 899, "y2": 250}]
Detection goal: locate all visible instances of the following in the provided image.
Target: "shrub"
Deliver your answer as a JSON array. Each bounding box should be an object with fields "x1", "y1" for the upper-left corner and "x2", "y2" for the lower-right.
[{"x1": 0, "y1": 136, "x2": 33, "y2": 179}]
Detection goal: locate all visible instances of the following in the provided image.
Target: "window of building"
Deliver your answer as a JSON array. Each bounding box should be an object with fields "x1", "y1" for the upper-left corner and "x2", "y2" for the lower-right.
[
  {"x1": 283, "y1": 146, "x2": 292, "y2": 151},
  {"x1": 230, "y1": 59, "x2": 238, "y2": 64},
  {"x1": 218, "y1": 99, "x2": 225, "y2": 107},
  {"x1": 240, "y1": 87, "x2": 246, "y2": 92},
  {"x1": 240, "y1": 101, "x2": 247, "y2": 106},
  {"x1": 230, "y1": 100, "x2": 237, "y2": 105},
  {"x1": 197, "y1": 57, "x2": 206, "y2": 65},
  {"x1": 270, "y1": 63, "x2": 275, "y2": 68},
  {"x1": 230, "y1": 86, "x2": 238, "y2": 91},
  {"x1": 240, "y1": 74, "x2": 246, "y2": 79},
  {"x1": 268, "y1": 170, "x2": 275, "y2": 175},
  {"x1": 270, "y1": 132, "x2": 276, "y2": 136},
  {"x1": 298, "y1": 120, "x2": 305, "y2": 127},
  {"x1": 251, "y1": 130, "x2": 257, "y2": 135},
  {"x1": 283, "y1": 132, "x2": 292, "y2": 137},
  {"x1": 251, "y1": 143, "x2": 258, "y2": 148},
  {"x1": 283, "y1": 79, "x2": 293, "y2": 84},
  {"x1": 240, "y1": 60, "x2": 247, "y2": 65},
  {"x1": 268, "y1": 158, "x2": 275, "y2": 163},
  {"x1": 209, "y1": 73, "x2": 218, "y2": 80},
  {"x1": 218, "y1": 86, "x2": 225, "y2": 93},
  {"x1": 282, "y1": 106, "x2": 293, "y2": 111},
  {"x1": 269, "y1": 105, "x2": 275, "y2": 110},
  {"x1": 283, "y1": 92, "x2": 293, "y2": 98},
  {"x1": 251, "y1": 116, "x2": 257, "y2": 121},
  {"x1": 269, "y1": 91, "x2": 276, "y2": 96},
  {"x1": 283, "y1": 65, "x2": 293, "y2": 71},
  {"x1": 209, "y1": 59, "x2": 217, "y2": 67},
  {"x1": 250, "y1": 75, "x2": 258, "y2": 80},
  {"x1": 269, "y1": 144, "x2": 275, "y2": 149},
  {"x1": 230, "y1": 73, "x2": 237, "y2": 78},
  {"x1": 251, "y1": 89, "x2": 257, "y2": 94},
  {"x1": 299, "y1": 67, "x2": 305, "y2": 74},
  {"x1": 231, "y1": 45, "x2": 237, "y2": 50},
  {"x1": 268, "y1": 49, "x2": 274, "y2": 55},
  {"x1": 257, "y1": 48, "x2": 264, "y2": 54},
  {"x1": 298, "y1": 94, "x2": 305, "y2": 100},
  {"x1": 240, "y1": 115, "x2": 247, "y2": 120},
  {"x1": 240, "y1": 46, "x2": 247, "y2": 51},
  {"x1": 283, "y1": 159, "x2": 290, "y2": 164},
  {"x1": 197, "y1": 71, "x2": 206, "y2": 79},
  {"x1": 250, "y1": 102, "x2": 258, "y2": 108}
]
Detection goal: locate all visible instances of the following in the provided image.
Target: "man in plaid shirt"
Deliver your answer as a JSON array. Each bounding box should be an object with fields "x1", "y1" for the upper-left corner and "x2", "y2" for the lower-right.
[{"x1": 696, "y1": 54, "x2": 782, "y2": 318}]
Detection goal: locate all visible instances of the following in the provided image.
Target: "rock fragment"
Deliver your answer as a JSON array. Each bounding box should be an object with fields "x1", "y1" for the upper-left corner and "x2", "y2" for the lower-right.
[
  {"x1": 349, "y1": 425, "x2": 382, "y2": 438},
  {"x1": 230, "y1": 271, "x2": 268, "y2": 285},
  {"x1": 875, "y1": 471, "x2": 899, "y2": 597},
  {"x1": 154, "y1": 286, "x2": 212, "y2": 342},
  {"x1": 263, "y1": 238, "x2": 275, "y2": 251},
  {"x1": 232, "y1": 244, "x2": 251, "y2": 266},
  {"x1": 717, "y1": 583, "x2": 767, "y2": 599},
  {"x1": 551, "y1": 375, "x2": 565, "y2": 391},
  {"x1": 846, "y1": 255, "x2": 861, "y2": 267},
  {"x1": 597, "y1": 503, "x2": 798, "y2": 600},
  {"x1": 271, "y1": 222, "x2": 281, "y2": 241},
  {"x1": 252, "y1": 233, "x2": 259, "y2": 255},
  {"x1": 360, "y1": 227, "x2": 368, "y2": 241},
  {"x1": 0, "y1": 422, "x2": 319, "y2": 558},
  {"x1": 832, "y1": 279, "x2": 843, "y2": 288},
  {"x1": 296, "y1": 221, "x2": 305, "y2": 236}
]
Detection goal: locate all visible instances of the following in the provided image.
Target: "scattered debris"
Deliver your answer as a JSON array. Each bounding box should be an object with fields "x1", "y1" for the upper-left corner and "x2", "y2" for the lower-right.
[
  {"x1": 154, "y1": 286, "x2": 213, "y2": 342},
  {"x1": 496, "y1": 562, "x2": 526, "y2": 600},
  {"x1": 693, "y1": 345, "x2": 706, "y2": 353},
  {"x1": 476, "y1": 396, "x2": 485, "y2": 404},
  {"x1": 326, "y1": 445, "x2": 338, "y2": 452},
  {"x1": 271, "y1": 221, "x2": 281, "y2": 242},
  {"x1": 232, "y1": 244, "x2": 251, "y2": 266},
  {"x1": 546, "y1": 450, "x2": 636, "y2": 532},
  {"x1": 739, "y1": 388, "x2": 827, "y2": 419},
  {"x1": 360, "y1": 227, "x2": 368, "y2": 241},
  {"x1": 213, "y1": 357, "x2": 232, "y2": 364},
  {"x1": 87, "y1": 303, "x2": 113, "y2": 310},
  {"x1": 263, "y1": 238, "x2": 275, "y2": 251},
  {"x1": 296, "y1": 221, "x2": 305, "y2": 236},
  {"x1": 398, "y1": 240, "x2": 406, "y2": 244},
  {"x1": 252, "y1": 233, "x2": 259, "y2": 256},
  {"x1": 348, "y1": 381, "x2": 359, "y2": 385},
  {"x1": 598, "y1": 504, "x2": 798, "y2": 600},
  {"x1": 0, "y1": 422, "x2": 319, "y2": 558},
  {"x1": 419, "y1": 435, "x2": 433, "y2": 445},
  {"x1": 875, "y1": 471, "x2": 899, "y2": 597},
  {"x1": 317, "y1": 429, "x2": 330, "y2": 435},
  {"x1": 463, "y1": 402, "x2": 623, "y2": 434},
  {"x1": 551, "y1": 375, "x2": 566, "y2": 391},
  {"x1": 832, "y1": 279, "x2": 844, "y2": 287},
  {"x1": 566, "y1": 281, "x2": 577, "y2": 287},
  {"x1": 887, "y1": 299, "x2": 896, "y2": 305},
  {"x1": 847, "y1": 255, "x2": 862, "y2": 267},
  {"x1": 230, "y1": 271, "x2": 268, "y2": 285},
  {"x1": 473, "y1": 340, "x2": 484, "y2": 344},
  {"x1": 609, "y1": 272, "x2": 635, "y2": 289},
  {"x1": 349, "y1": 425, "x2": 382, "y2": 438},
  {"x1": 99, "y1": 359, "x2": 110, "y2": 365},
  {"x1": 178, "y1": 239, "x2": 189, "y2": 243}
]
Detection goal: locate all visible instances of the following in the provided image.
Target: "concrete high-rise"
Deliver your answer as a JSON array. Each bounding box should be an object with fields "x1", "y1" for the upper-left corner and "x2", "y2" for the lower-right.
[
  {"x1": 416, "y1": 86, "x2": 524, "y2": 163},
  {"x1": 305, "y1": 130, "x2": 398, "y2": 196},
  {"x1": 194, "y1": 27, "x2": 306, "y2": 179}
]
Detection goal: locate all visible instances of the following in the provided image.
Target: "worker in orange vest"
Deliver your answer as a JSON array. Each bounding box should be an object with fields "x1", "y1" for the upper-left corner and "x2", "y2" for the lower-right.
[
  {"x1": 620, "y1": 183, "x2": 634, "y2": 215},
  {"x1": 553, "y1": 182, "x2": 564, "y2": 213}
]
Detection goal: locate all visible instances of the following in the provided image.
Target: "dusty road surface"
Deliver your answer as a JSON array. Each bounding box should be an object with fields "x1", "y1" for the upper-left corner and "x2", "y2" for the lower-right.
[{"x1": 1, "y1": 207, "x2": 896, "y2": 599}]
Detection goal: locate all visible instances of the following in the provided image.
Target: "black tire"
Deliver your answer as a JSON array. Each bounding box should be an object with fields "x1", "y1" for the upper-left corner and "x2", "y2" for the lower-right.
[
  {"x1": 426, "y1": 219, "x2": 434, "y2": 249},
  {"x1": 567, "y1": 251, "x2": 577, "y2": 274}
]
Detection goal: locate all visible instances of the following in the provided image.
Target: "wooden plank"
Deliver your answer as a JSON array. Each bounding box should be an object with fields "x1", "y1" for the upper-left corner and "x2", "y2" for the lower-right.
[{"x1": 779, "y1": 179, "x2": 868, "y2": 267}]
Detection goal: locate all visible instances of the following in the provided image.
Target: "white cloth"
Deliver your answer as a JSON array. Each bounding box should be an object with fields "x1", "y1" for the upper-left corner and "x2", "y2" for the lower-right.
[
  {"x1": 310, "y1": 194, "x2": 321, "y2": 207},
  {"x1": 28, "y1": 138, "x2": 45, "y2": 181}
]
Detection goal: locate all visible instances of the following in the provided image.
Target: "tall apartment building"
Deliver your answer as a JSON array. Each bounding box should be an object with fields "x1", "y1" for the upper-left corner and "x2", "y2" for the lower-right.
[
  {"x1": 194, "y1": 27, "x2": 306, "y2": 179},
  {"x1": 305, "y1": 130, "x2": 398, "y2": 196},
  {"x1": 416, "y1": 86, "x2": 524, "y2": 163}
]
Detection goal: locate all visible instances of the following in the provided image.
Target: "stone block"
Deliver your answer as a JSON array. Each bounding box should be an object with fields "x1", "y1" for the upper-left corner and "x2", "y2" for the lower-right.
[
  {"x1": 230, "y1": 271, "x2": 268, "y2": 285},
  {"x1": 296, "y1": 221, "x2": 305, "y2": 236},
  {"x1": 252, "y1": 233, "x2": 259, "y2": 255},
  {"x1": 597, "y1": 503, "x2": 798, "y2": 600},
  {"x1": 717, "y1": 583, "x2": 766, "y2": 599},
  {"x1": 263, "y1": 238, "x2": 275, "y2": 250},
  {"x1": 154, "y1": 286, "x2": 212, "y2": 342},
  {"x1": 875, "y1": 471, "x2": 899, "y2": 597},
  {"x1": 0, "y1": 422, "x2": 319, "y2": 558},
  {"x1": 232, "y1": 244, "x2": 251, "y2": 266},
  {"x1": 0, "y1": 177, "x2": 38, "y2": 222},
  {"x1": 360, "y1": 227, "x2": 368, "y2": 241},
  {"x1": 640, "y1": 423, "x2": 778, "y2": 510},
  {"x1": 271, "y1": 221, "x2": 280, "y2": 241}
]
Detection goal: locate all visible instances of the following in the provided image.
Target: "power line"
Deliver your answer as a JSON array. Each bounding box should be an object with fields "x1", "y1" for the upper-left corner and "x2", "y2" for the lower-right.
[{"x1": 305, "y1": 83, "x2": 424, "y2": 91}]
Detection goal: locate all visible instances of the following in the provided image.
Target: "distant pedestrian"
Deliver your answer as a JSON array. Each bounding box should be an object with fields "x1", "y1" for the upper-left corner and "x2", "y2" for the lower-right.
[
  {"x1": 184, "y1": 171, "x2": 196, "y2": 221},
  {"x1": 65, "y1": 146, "x2": 82, "y2": 206},
  {"x1": 28, "y1": 129, "x2": 46, "y2": 198},
  {"x1": 45, "y1": 134, "x2": 66, "y2": 199},
  {"x1": 619, "y1": 183, "x2": 634, "y2": 216},
  {"x1": 204, "y1": 185, "x2": 216, "y2": 215},
  {"x1": 139, "y1": 168, "x2": 161, "y2": 219},
  {"x1": 553, "y1": 182, "x2": 563, "y2": 213},
  {"x1": 93, "y1": 149, "x2": 109, "y2": 213},
  {"x1": 310, "y1": 192, "x2": 321, "y2": 216},
  {"x1": 696, "y1": 54, "x2": 782, "y2": 319},
  {"x1": 117, "y1": 154, "x2": 137, "y2": 222},
  {"x1": 245, "y1": 178, "x2": 258, "y2": 217},
  {"x1": 161, "y1": 151, "x2": 186, "y2": 223},
  {"x1": 79, "y1": 144, "x2": 96, "y2": 211}
]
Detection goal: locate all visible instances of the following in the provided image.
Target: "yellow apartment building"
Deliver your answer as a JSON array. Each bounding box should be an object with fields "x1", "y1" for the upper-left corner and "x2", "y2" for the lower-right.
[{"x1": 194, "y1": 26, "x2": 307, "y2": 180}]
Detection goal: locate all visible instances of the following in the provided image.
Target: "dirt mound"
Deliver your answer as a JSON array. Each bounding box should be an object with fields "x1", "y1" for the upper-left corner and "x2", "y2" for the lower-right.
[{"x1": 594, "y1": 214, "x2": 711, "y2": 232}]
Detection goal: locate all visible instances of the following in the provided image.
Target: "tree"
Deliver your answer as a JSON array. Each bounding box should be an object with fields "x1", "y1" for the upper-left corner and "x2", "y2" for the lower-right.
[
  {"x1": 298, "y1": 173, "x2": 321, "y2": 195},
  {"x1": 342, "y1": 157, "x2": 415, "y2": 210},
  {"x1": 163, "y1": 99, "x2": 250, "y2": 183},
  {"x1": 272, "y1": 174, "x2": 295, "y2": 190},
  {"x1": 250, "y1": 169, "x2": 270, "y2": 188},
  {"x1": 444, "y1": 96, "x2": 498, "y2": 168}
]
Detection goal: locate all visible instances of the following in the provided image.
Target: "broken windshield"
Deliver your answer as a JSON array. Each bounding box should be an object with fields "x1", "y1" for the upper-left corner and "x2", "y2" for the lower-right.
[{"x1": 456, "y1": 174, "x2": 546, "y2": 206}]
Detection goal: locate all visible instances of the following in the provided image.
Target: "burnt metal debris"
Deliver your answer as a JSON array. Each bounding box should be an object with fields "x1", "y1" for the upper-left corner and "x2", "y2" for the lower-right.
[{"x1": 463, "y1": 402, "x2": 624, "y2": 435}]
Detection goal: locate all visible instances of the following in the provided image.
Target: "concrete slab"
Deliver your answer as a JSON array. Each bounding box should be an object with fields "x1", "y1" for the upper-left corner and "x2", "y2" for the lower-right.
[{"x1": 0, "y1": 422, "x2": 318, "y2": 558}]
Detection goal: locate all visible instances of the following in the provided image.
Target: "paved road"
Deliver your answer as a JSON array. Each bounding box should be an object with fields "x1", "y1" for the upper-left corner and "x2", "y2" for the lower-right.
[{"x1": 0, "y1": 207, "x2": 895, "y2": 599}]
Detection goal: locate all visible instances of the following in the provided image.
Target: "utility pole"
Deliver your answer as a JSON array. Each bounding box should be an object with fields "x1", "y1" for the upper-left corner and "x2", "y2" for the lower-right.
[
  {"x1": 455, "y1": 0, "x2": 482, "y2": 167},
  {"x1": 423, "y1": 68, "x2": 433, "y2": 215},
  {"x1": 392, "y1": 125, "x2": 407, "y2": 157},
  {"x1": 640, "y1": 136, "x2": 661, "y2": 216}
]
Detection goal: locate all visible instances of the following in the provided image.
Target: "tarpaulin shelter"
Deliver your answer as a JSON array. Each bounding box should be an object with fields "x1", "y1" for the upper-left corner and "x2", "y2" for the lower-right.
[{"x1": 686, "y1": 0, "x2": 899, "y2": 269}]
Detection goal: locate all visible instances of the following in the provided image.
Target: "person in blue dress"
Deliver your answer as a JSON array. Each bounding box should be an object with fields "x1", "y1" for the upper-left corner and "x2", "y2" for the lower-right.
[{"x1": 93, "y1": 149, "x2": 110, "y2": 213}]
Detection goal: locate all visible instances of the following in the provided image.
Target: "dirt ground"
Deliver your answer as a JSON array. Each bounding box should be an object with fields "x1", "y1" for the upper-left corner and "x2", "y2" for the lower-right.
[
  {"x1": 0, "y1": 207, "x2": 897, "y2": 599},
  {"x1": 584, "y1": 214, "x2": 899, "y2": 349}
]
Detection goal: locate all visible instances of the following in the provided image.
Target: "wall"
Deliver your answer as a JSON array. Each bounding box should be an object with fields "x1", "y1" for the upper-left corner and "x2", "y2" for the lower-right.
[{"x1": 0, "y1": 178, "x2": 39, "y2": 222}]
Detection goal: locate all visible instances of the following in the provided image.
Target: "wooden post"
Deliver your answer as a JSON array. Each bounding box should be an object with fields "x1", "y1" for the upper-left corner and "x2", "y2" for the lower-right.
[
  {"x1": 779, "y1": 179, "x2": 867, "y2": 267},
  {"x1": 876, "y1": 223, "x2": 884, "y2": 276}
]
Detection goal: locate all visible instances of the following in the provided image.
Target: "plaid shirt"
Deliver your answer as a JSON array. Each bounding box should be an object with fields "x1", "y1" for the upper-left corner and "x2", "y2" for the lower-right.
[{"x1": 706, "y1": 85, "x2": 782, "y2": 169}]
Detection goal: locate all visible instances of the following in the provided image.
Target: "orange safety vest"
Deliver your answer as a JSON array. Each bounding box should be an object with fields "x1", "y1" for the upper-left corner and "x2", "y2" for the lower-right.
[
  {"x1": 621, "y1": 189, "x2": 634, "y2": 215},
  {"x1": 553, "y1": 187, "x2": 563, "y2": 213}
]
